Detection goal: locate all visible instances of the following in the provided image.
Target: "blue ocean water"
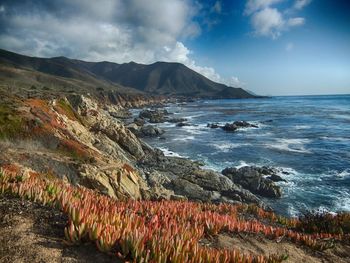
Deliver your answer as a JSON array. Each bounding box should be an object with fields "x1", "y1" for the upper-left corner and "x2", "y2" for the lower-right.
[{"x1": 141, "y1": 95, "x2": 350, "y2": 216}]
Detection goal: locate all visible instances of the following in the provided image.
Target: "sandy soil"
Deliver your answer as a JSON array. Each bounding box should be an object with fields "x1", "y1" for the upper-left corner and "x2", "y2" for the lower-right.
[{"x1": 0, "y1": 196, "x2": 119, "y2": 263}]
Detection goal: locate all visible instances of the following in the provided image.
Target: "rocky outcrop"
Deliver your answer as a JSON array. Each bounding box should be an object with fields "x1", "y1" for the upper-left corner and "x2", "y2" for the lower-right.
[
  {"x1": 176, "y1": 122, "x2": 191, "y2": 127},
  {"x1": 206, "y1": 121, "x2": 258, "y2": 131},
  {"x1": 139, "y1": 109, "x2": 169, "y2": 123},
  {"x1": 222, "y1": 121, "x2": 258, "y2": 132},
  {"x1": 222, "y1": 166, "x2": 283, "y2": 198},
  {"x1": 139, "y1": 152, "x2": 266, "y2": 208},
  {"x1": 91, "y1": 119, "x2": 145, "y2": 159}
]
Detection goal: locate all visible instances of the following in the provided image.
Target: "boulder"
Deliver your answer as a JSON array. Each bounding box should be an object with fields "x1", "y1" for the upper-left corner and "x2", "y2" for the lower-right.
[
  {"x1": 222, "y1": 166, "x2": 282, "y2": 198},
  {"x1": 139, "y1": 109, "x2": 168, "y2": 123},
  {"x1": 139, "y1": 125, "x2": 165, "y2": 137},
  {"x1": 170, "y1": 179, "x2": 213, "y2": 202},
  {"x1": 134, "y1": 117, "x2": 146, "y2": 126},
  {"x1": 207, "y1": 123, "x2": 220, "y2": 128},
  {"x1": 222, "y1": 121, "x2": 258, "y2": 132},
  {"x1": 167, "y1": 118, "x2": 188, "y2": 123},
  {"x1": 176, "y1": 122, "x2": 191, "y2": 127}
]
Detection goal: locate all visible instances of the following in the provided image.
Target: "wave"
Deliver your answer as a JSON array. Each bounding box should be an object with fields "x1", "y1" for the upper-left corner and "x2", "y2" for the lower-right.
[
  {"x1": 334, "y1": 192, "x2": 350, "y2": 212},
  {"x1": 294, "y1": 125, "x2": 312, "y2": 130},
  {"x1": 321, "y1": 136, "x2": 350, "y2": 142},
  {"x1": 181, "y1": 124, "x2": 207, "y2": 135},
  {"x1": 265, "y1": 138, "x2": 312, "y2": 154},
  {"x1": 157, "y1": 147, "x2": 186, "y2": 158},
  {"x1": 211, "y1": 142, "x2": 252, "y2": 152},
  {"x1": 172, "y1": 135, "x2": 195, "y2": 141}
]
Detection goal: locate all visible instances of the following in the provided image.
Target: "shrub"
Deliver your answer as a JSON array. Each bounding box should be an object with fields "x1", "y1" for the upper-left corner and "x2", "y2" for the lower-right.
[{"x1": 0, "y1": 104, "x2": 24, "y2": 140}]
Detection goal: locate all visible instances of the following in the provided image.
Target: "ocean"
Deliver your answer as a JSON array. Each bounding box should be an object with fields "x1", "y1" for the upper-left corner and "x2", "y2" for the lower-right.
[{"x1": 139, "y1": 95, "x2": 350, "y2": 216}]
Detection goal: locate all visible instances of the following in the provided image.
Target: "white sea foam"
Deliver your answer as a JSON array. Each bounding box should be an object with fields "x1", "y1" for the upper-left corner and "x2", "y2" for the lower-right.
[
  {"x1": 335, "y1": 194, "x2": 350, "y2": 212},
  {"x1": 157, "y1": 147, "x2": 185, "y2": 158},
  {"x1": 294, "y1": 125, "x2": 311, "y2": 130},
  {"x1": 265, "y1": 138, "x2": 312, "y2": 153},
  {"x1": 172, "y1": 136, "x2": 195, "y2": 141},
  {"x1": 234, "y1": 160, "x2": 256, "y2": 169},
  {"x1": 331, "y1": 114, "x2": 350, "y2": 121},
  {"x1": 182, "y1": 124, "x2": 207, "y2": 135},
  {"x1": 337, "y1": 169, "x2": 350, "y2": 178},
  {"x1": 211, "y1": 142, "x2": 251, "y2": 152}
]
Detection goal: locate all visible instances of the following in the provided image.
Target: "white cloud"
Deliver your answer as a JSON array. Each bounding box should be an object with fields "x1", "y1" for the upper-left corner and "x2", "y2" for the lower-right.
[
  {"x1": 244, "y1": 0, "x2": 282, "y2": 15},
  {"x1": 285, "y1": 42, "x2": 294, "y2": 51},
  {"x1": 293, "y1": 0, "x2": 312, "y2": 10},
  {"x1": 226, "y1": 76, "x2": 245, "y2": 87},
  {"x1": 251, "y1": 7, "x2": 284, "y2": 38},
  {"x1": 287, "y1": 17, "x2": 305, "y2": 26},
  {"x1": 246, "y1": 0, "x2": 307, "y2": 39}
]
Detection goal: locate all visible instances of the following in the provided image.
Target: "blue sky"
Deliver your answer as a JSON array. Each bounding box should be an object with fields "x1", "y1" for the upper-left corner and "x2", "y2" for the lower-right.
[{"x1": 0, "y1": 0, "x2": 349, "y2": 95}]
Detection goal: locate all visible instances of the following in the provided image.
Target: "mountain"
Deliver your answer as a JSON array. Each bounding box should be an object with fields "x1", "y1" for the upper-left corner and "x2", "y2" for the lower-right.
[{"x1": 0, "y1": 49, "x2": 256, "y2": 99}]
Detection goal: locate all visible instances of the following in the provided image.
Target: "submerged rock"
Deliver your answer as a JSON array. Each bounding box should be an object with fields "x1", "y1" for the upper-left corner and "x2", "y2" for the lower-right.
[{"x1": 222, "y1": 166, "x2": 283, "y2": 198}]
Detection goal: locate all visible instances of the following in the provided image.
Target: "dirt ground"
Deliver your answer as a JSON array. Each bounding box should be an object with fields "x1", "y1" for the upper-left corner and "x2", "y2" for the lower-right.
[
  {"x1": 200, "y1": 232, "x2": 350, "y2": 263},
  {"x1": 0, "y1": 196, "x2": 119, "y2": 263}
]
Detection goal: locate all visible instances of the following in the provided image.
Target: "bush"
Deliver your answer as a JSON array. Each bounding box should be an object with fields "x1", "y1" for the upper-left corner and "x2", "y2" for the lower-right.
[
  {"x1": 296, "y1": 211, "x2": 350, "y2": 235},
  {"x1": 0, "y1": 104, "x2": 24, "y2": 140}
]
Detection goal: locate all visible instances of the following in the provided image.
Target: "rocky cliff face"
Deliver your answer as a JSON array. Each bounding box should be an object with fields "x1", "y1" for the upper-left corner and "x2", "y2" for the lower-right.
[{"x1": 0, "y1": 94, "x2": 267, "y2": 208}]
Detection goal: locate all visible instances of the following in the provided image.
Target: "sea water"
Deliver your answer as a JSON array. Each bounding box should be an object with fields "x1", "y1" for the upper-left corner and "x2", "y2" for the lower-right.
[{"x1": 141, "y1": 95, "x2": 350, "y2": 216}]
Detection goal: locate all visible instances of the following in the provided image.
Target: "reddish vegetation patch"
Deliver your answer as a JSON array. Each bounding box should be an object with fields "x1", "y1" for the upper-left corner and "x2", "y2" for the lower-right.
[
  {"x1": 26, "y1": 99, "x2": 66, "y2": 131},
  {"x1": 58, "y1": 138, "x2": 92, "y2": 160},
  {"x1": 122, "y1": 163, "x2": 135, "y2": 173},
  {"x1": 2, "y1": 164, "x2": 20, "y2": 175},
  {"x1": 2, "y1": 169, "x2": 350, "y2": 263}
]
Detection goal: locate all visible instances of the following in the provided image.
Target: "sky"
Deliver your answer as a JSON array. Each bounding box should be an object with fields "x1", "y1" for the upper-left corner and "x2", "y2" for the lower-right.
[{"x1": 0, "y1": 0, "x2": 349, "y2": 96}]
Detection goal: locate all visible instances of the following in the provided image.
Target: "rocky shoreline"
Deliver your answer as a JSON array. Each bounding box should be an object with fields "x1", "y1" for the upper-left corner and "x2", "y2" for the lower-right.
[
  {"x1": 119, "y1": 103, "x2": 288, "y2": 208},
  {"x1": 0, "y1": 93, "x2": 287, "y2": 211}
]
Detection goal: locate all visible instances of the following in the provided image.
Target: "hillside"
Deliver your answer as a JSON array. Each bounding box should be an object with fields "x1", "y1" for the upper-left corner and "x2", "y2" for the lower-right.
[{"x1": 0, "y1": 49, "x2": 255, "y2": 99}]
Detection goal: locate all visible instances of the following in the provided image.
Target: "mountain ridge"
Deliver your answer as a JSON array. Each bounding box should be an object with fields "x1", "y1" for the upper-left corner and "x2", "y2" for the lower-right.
[{"x1": 0, "y1": 48, "x2": 256, "y2": 99}]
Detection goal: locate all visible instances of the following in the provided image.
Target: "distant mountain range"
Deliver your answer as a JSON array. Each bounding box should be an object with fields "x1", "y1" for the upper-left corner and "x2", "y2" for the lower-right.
[{"x1": 0, "y1": 49, "x2": 257, "y2": 99}]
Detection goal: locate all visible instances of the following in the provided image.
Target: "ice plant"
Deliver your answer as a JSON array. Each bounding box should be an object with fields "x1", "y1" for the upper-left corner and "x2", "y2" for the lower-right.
[{"x1": 1, "y1": 167, "x2": 349, "y2": 263}]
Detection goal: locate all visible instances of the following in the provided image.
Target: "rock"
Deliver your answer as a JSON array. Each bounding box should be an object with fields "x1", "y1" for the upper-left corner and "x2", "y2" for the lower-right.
[
  {"x1": 267, "y1": 174, "x2": 286, "y2": 182},
  {"x1": 91, "y1": 119, "x2": 145, "y2": 159},
  {"x1": 109, "y1": 110, "x2": 131, "y2": 119},
  {"x1": 78, "y1": 164, "x2": 143, "y2": 200},
  {"x1": 222, "y1": 166, "x2": 282, "y2": 198},
  {"x1": 233, "y1": 121, "x2": 258, "y2": 128},
  {"x1": 207, "y1": 123, "x2": 220, "y2": 128},
  {"x1": 126, "y1": 123, "x2": 140, "y2": 134},
  {"x1": 170, "y1": 179, "x2": 213, "y2": 202},
  {"x1": 167, "y1": 118, "x2": 187, "y2": 123},
  {"x1": 222, "y1": 121, "x2": 258, "y2": 132},
  {"x1": 139, "y1": 125, "x2": 165, "y2": 137},
  {"x1": 176, "y1": 122, "x2": 191, "y2": 127},
  {"x1": 139, "y1": 109, "x2": 168, "y2": 123},
  {"x1": 134, "y1": 117, "x2": 145, "y2": 126}
]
